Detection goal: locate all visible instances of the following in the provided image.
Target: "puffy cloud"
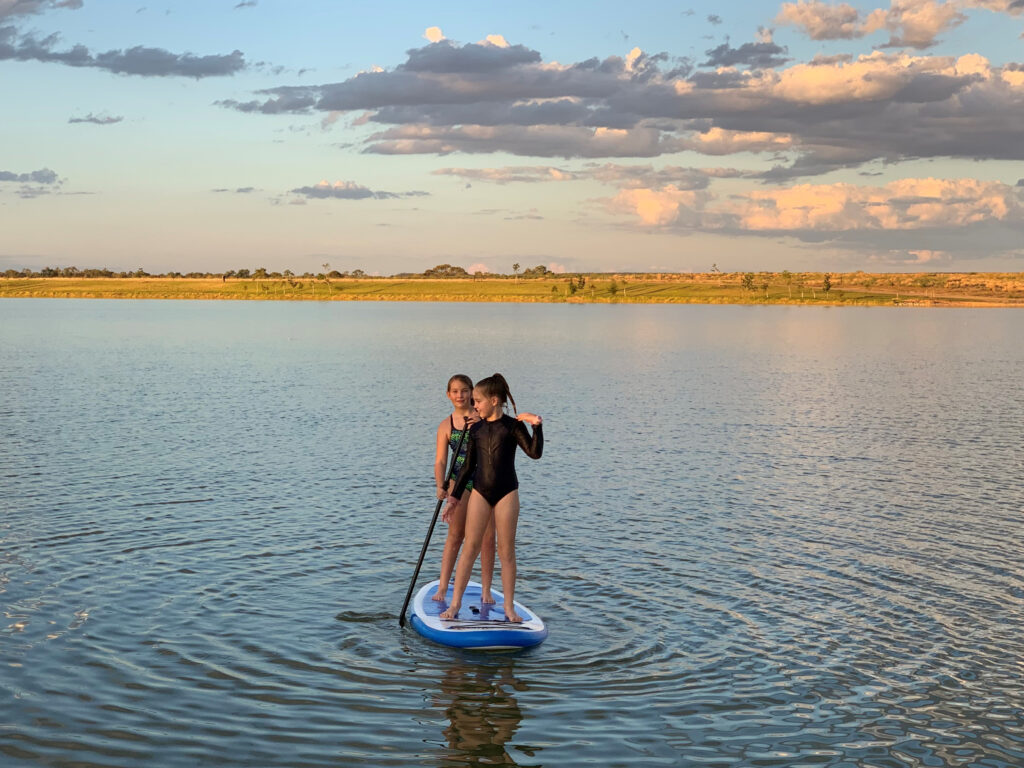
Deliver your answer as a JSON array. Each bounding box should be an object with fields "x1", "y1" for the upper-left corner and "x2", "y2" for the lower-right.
[
  {"x1": 401, "y1": 38, "x2": 540, "y2": 74},
  {"x1": 0, "y1": 166, "x2": 61, "y2": 198},
  {"x1": 221, "y1": 36, "x2": 1024, "y2": 175},
  {"x1": 467, "y1": 262, "x2": 490, "y2": 274},
  {"x1": 683, "y1": 127, "x2": 794, "y2": 154},
  {"x1": 777, "y1": 0, "x2": 979, "y2": 49},
  {"x1": 703, "y1": 36, "x2": 790, "y2": 68},
  {"x1": 423, "y1": 26, "x2": 445, "y2": 44},
  {"x1": 776, "y1": 1, "x2": 874, "y2": 39},
  {"x1": 0, "y1": 25, "x2": 247, "y2": 76},
  {"x1": 769, "y1": 50, "x2": 969, "y2": 103},
  {"x1": 0, "y1": 167, "x2": 59, "y2": 183},
  {"x1": 290, "y1": 180, "x2": 429, "y2": 200},
  {"x1": 607, "y1": 186, "x2": 711, "y2": 226},
  {"x1": 68, "y1": 113, "x2": 123, "y2": 124},
  {"x1": 737, "y1": 177, "x2": 1023, "y2": 231},
  {"x1": 879, "y1": 0, "x2": 966, "y2": 49},
  {"x1": 607, "y1": 176, "x2": 1024, "y2": 234},
  {"x1": 0, "y1": 0, "x2": 80, "y2": 18},
  {"x1": 482, "y1": 34, "x2": 510, "y2": 48},
  {"x1": 220, "y1": 40, "x2": 671, "y2": 117}
]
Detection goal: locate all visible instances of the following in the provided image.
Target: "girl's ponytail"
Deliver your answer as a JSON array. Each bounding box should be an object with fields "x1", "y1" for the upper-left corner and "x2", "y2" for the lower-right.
[{"x1": 477, "y1": 373, "x2": 516, "y2": 414}]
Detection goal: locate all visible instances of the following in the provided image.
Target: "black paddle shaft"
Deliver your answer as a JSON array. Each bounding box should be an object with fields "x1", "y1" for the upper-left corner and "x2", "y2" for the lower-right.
[{"x1": 398, "y1": 419, "x2": 470, "y2": 627}]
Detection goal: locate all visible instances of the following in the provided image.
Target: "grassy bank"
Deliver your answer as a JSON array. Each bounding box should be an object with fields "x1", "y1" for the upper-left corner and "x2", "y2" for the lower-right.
[{"x1": 2, "y1": 272, "x2": 1023, "y2": 306}]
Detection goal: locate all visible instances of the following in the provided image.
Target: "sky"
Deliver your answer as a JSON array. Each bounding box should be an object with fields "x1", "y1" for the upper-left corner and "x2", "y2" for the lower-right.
[{"x1": 2, "y1": 0, "x2": 1024, "y2": 275}]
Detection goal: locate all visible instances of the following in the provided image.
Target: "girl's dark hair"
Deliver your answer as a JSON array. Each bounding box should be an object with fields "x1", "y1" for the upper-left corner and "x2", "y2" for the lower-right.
[
  {"x1": 476, "y1": 373, "x2": 516, "y2": 415},
  {"x1": 447, "y1": 374, "x2": 473, "y2": 392}
]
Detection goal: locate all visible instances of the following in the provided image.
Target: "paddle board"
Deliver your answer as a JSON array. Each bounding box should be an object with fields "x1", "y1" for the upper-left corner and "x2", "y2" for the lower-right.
[{"x1": 409, "y1": 580, "x2": 548, "y2": 650}]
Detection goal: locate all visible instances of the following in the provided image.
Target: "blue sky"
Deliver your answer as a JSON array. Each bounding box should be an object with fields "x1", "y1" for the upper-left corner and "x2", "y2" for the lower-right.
[{"x1": 3, "y1": 0, "x2": 1024, "y2": 274}]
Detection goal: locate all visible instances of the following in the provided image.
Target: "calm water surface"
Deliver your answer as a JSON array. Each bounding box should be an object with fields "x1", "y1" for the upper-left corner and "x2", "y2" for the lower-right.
[{"x1": 2, "y1": 299, "x2": 1022, "y2": 767}]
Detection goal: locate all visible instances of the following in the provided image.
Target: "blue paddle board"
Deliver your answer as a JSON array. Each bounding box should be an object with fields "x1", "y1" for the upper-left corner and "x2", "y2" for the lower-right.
[{"x1": 409, "y1": 580, "x2": 548, "y2": 650}]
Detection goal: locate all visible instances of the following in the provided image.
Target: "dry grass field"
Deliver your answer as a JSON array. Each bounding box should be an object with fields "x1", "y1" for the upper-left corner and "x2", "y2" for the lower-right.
[{"x1": 2, "y1": 272, "x2": 1023, "y2": 306}]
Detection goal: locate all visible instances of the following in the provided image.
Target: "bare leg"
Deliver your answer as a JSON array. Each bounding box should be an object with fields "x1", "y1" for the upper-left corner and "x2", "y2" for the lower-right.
[
  {"x1": 480, "y1": 515, "x2": 497, "y2": 603},
  {"x1": 493, "y1": 491, "x2": 521, "y2": 622},
  {"x1": 440, "y1": 490, "x2": 493, "y2": 620},
  {"x1": 433, "y1": 496, "x2": 466, "y2": 601}
]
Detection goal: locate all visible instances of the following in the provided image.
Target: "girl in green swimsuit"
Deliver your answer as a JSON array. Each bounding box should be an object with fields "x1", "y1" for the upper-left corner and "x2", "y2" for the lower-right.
[{"x1": 433, "y1": 374, "x2": 496, "y2": 602}]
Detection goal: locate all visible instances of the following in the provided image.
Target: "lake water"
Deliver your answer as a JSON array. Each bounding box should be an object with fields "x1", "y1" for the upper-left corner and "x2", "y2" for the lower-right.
[{"x1": 2, "y1": 299, "x2": 1022, "y2": 767}]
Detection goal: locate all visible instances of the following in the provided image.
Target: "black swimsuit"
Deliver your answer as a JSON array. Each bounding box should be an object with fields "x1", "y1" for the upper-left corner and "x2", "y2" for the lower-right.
[{"x1": 451, "y1": 414, "x2": 543, "y2": 506}]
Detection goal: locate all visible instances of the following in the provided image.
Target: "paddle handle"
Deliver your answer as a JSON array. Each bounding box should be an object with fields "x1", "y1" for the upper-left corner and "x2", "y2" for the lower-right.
[{"x1": 398, "y1": 422, "x2": 470, "y2": 627}]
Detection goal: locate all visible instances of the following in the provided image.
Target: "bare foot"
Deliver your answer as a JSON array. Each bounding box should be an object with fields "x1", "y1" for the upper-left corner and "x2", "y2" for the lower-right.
[
  {"x1": 440, "y1": 604, "x2": 461, "y2": 620},
  {"x1": 505, "y1": 608, "x2": 522, "y2": 622},
  {"x1": 432, "y1": 585, "x2": 449, "y2": 602},
  {"x1": 481, "y1": 589, "x2": 495, "y2": 604}
]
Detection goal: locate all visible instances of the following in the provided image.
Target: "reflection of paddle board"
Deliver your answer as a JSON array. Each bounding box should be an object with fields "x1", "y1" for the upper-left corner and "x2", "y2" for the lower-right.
[{"x1": 410, "y1": 580, "x2": 548, "y2": 650}]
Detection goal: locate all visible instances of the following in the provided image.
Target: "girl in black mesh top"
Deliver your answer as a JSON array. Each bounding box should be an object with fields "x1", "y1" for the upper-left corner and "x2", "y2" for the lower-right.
[{"x1": 440, "y1": 373, "x2": 543, "y2": 623}]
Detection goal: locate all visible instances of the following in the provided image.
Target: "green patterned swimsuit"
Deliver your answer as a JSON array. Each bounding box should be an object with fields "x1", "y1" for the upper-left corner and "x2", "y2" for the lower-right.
[{"x1": 449, "y1": 415, "x2": 473, "y2": 492}]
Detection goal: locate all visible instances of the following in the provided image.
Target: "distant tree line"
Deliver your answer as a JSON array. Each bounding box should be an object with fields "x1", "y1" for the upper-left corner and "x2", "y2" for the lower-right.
[
  {"x1": 3, "y1": 266, "x2": 371, "y2": 280},
  {"x1": 6, "y1": 263, "x2": 563, "y2": 280}
]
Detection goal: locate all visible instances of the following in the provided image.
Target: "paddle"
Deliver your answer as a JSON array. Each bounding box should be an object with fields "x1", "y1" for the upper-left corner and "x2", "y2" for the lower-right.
[{"x1": 398, "y1": 417, "x2": 471, "y2": 627}]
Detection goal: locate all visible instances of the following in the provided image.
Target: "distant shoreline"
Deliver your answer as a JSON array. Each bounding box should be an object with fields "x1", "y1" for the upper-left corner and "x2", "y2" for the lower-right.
[{"x1": 2, "y1": 274, "x2": 1023, "y2": 307}]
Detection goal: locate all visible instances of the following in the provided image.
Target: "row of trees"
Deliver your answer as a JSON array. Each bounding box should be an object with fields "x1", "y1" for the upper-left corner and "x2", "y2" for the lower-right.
[
  {"x1": 741, "y1": 270, "x2": 833, "y2": 296},
  {"x1": 4, "y1": 263, "x2": 561, "y2": 280},
  {"x1": 1, "y1": 266, "x2": 365, "y2": 280}
]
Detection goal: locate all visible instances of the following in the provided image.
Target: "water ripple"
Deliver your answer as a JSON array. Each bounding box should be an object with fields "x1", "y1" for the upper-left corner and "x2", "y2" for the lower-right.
[{"x1": 2, "y1": 301, "x2": 1023, "y2": 766}]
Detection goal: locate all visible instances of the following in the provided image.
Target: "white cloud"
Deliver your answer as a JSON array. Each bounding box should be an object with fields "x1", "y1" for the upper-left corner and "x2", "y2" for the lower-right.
[
  {"x1": 424, "y1": 26, "x2": 445, "y2": 44},
  {"x1": 467, "y1": 262, "x2": 490, "y2": 274},
  {"x1": 684, "y1": 127, "x2": 795, "y2": 155},
  {"x1": 777, "y1": 0, "x2": 968, "y2": 48},
  {"x1": 607, "y1": 176, "x2": 1024, "y2": 233},
  {"x1": 482, "y1": 34, "x2": 510, "y2": 48},
  {"x1": 881, "y1": 0, "x2": 966, "y2": 49},
  {"x1": 776, "y1": 1, "x2": 878, "y2": 39},
  {"x1": 625, "y1": 47, "x2": 644, "y2": 72},
  {"x1": 607, "y1": 185, "x2": 710, "y2": 226}
]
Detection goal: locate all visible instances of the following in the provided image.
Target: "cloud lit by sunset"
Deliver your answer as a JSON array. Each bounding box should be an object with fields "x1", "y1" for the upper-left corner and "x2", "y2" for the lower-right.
[{"x1": 3, "y1": 0, "x2": 1024, "y2": 274}]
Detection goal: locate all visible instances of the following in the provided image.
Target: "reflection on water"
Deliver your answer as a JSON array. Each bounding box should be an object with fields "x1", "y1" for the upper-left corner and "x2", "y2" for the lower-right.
[
  {"x1": 434, "y1": 659, "x2": 533, "y2": 767},
  {"x1": 2, "y1": 300, "x2": 1023, "y2": 767}
]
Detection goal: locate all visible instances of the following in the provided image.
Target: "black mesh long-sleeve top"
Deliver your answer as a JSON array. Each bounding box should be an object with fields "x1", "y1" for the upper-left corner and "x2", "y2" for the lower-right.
[{"x1": 450, "y1": 415, "x2": 543, "y2": 506}]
